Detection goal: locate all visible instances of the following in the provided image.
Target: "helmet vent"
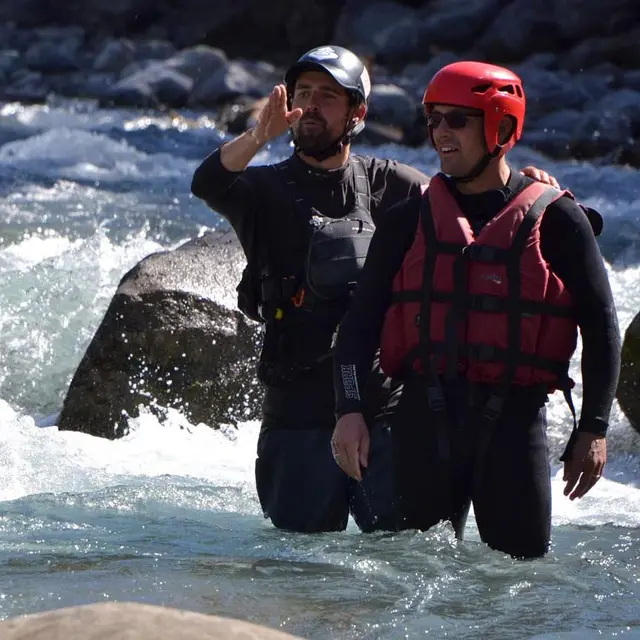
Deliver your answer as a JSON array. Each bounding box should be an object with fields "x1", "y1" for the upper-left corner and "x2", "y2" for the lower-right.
[
  {"x1": 471, "y1": 83, "x2": 492, "y2": 94},
  {"x1": 498, "y1": 84, "x2": 515, "y2": 94}
]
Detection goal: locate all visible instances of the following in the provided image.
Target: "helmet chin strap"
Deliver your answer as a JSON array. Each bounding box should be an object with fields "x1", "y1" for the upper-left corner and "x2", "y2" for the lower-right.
[
  {"x1": 450, "y1": 148, "x2": 499, "y2": 184},
  {"x1": 436, "y1": 123, "x2": 513, "y2": 185}
]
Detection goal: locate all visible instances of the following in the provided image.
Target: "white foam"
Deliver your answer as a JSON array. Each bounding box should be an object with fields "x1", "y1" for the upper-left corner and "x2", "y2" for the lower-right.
[
  {"x1": 0, "y1": 399, "x2": 260, "y2": 504},
  {"x1": 0, "y1": 127, "x2": 195, "y2": 182}
]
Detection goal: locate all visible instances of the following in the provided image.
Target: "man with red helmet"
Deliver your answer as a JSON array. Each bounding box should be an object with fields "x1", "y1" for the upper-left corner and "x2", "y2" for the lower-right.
[{"x1": 331, "y1": 61, "x2": 621, "y2": 558}]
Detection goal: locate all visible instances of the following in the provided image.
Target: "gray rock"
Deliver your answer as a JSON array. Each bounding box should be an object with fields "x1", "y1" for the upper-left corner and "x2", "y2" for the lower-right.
[
  {"x1": 0, "y1": 49, "x2": 21, "y2": 76},
  {"x1": 417, "y1": 0, "x2": 503, "y2": 53},
  {"x1": 284, "y1": 0, "x2": 331, "y2": 54},
  {"x1": 1, "y1": 69, "x2": 49, "y2": 102},
  {"x1": 0, "y1": 0, "x2": 334, "y2": 61},
  {"x1": 0, "y1": 117, "x2": 34, "y2": 148},
  {"x1": 57, "y1": 232, "x2": 263, "y2": 439},
  {"x1": 32, "y1": 25, "x2": 86, "y2": 42},
  {"x1": 475, "y1": 0, "x2": 559, "y2": 62},
  {"x1": 104, "y1": 63, "x2": 194, "y2": 108},
  {"x1": 188, "y1": 60, "x2": 275, "y2": 108},
  {"x1": 512, "y1": 67, "x2": 591, "y2": 120},
  {"x1": 135, "y1": 39, "x2": 176, "y2": 62},
  {"x1": 46, "y1": 72, "x2": 90, "y2": 99},
  {"x1": 0, "y1": 601, "x2": 303, "y2": 640},
  {"x1": 598, "y1": 89, "x2": 640, "y2": 126},
  {"x1": 477, "y1": 0, "x2": 636, "y2": 62},
  {"x1": 117, "y1": 58, "x2": 157, "y2": 81},
  {"x1": 61, "y1": 71, "x2": 117, "y2": 101},
  {"x1": 563, "y1": 29, "x2": 640, "y2": 72},
  {"x1": 620, "y1": 140, "x2": 640, "y2": 166},
  {"x1": 24, "y1": 39, "x2": 82, "y2": 73},
  {"x1": 0, "y1": 1, "x2": 53, "y2": 28},
  {"x1": 106, "y1": 40, "x2": 179, "y2": 80},
  {"x1": 334, "y1": 1, "x2": 419, "y2": 59},
  {"x1": 1, "y1": 26, "x2": 34, "y2": 53},
  {"x1": 165, "y1": 45, "x2": 228, "y2": 85},
  {"x1": 400, "y1": 52, "x2": 462, "y2": 102},
  {"x1": 552, "y1": 0, "x2": 637, "y2": 40},
  {"x1": 93, "y1": 38, "x2": 136, "y2": 73},
  {"x1": 218, "y1": 96, "x2": 268, "y2": 134},
  {"x1": 35, "y1": 0, "x2": 152, "y2": 33},
  {"x1": 520, "y1": 109, "x2": 582, "y2": 159},
  {"x1": 162, "y1": 0, "x2": 260, "y2": 53},
  {"x1": 571, "y1": 110, "x2": 633, "y2": 157},
  {"x1": 624, "y1": 70, "x2": 640, "y2": 92},
  {"x1": 588, "y1": 62, "x2": 626, "y2": 80},
  {"x1": 618, "y1": 310, "x2": 640, "y2": 435},
  {"x1": 371, "y1": 18, "x2": 422, "y2": 63},
  {"x1": 519, "y1": 52, "x2": 558, "y2": 70},
  {"x1": 573, "y1": 72, "x2": 618, "y2": 105},
  {"x1": 368, "y1": 83, "x2": 417, "y2": 129}
]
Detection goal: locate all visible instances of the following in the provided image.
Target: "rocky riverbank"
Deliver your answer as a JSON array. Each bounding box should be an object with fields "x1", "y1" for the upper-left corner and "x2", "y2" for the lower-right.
[{"x1": 1, "y1": 0, "x2": 639, "y2": 166}]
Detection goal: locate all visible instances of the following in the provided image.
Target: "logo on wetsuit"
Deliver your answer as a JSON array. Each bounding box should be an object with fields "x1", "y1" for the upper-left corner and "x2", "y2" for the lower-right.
[{"x1": 340, "y1": 363, "x2": 361, "y2": 400}]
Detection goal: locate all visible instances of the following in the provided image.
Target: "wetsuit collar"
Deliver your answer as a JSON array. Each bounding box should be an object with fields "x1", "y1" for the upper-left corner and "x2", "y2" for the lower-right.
[
  {"x1": 289, "y1": 152, "x2": 353, "y2": 184},
  {"x1": 444, "y1": 168, "x2": 531, "y2": 236}
]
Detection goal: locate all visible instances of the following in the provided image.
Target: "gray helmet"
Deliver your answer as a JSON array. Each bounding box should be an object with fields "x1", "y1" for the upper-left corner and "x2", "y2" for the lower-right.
[{"x1": 284, "y1": 45, "x2": 371, "y2": 105}]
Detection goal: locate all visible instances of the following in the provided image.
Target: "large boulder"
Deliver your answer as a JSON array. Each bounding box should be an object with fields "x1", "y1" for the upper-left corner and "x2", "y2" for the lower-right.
[
  {"x1": 617, "y1": 310, "x2": 640, "y2": 434},
  {"x1": 474, "y1": 0, "x2": 636, "y2": 62},
  {"x1": 57, "y1": 231, "x2": 263, "y2": 439},
  {"x1": 0, "y1": 601, "x2": 303, "y2": 639}
]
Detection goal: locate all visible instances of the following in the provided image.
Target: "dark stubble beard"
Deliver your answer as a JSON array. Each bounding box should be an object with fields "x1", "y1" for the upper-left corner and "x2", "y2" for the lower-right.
[{"x1": 293, "y1": 115, "x2": 339, "y2": 156}]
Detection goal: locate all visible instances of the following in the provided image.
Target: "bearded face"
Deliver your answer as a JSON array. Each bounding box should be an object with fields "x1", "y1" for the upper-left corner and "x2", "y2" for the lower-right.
[
  {"x1": 290, "y1": 71, "x2": 353, "y2": 157},
  {"x1": 292, "y1": 112, "x2": 340, "y2": 156}
]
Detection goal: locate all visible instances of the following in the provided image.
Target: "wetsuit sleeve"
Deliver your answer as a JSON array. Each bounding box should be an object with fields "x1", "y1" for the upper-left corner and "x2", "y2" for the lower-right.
[
  {"x1": 540, "y1": 198, "x2": 622, "y2": 436},
  {"x1": 334, "y1": 197, "x2": 420, "y2": 417},
  {"x1": 190, "y1": 148, "x2": 259, "y2": 242}
]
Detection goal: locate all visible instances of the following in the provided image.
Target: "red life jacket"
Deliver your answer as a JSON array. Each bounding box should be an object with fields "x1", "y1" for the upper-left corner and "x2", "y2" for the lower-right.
[{"x1": 379, "y1": 174, "x2": 578, "y2": 390}]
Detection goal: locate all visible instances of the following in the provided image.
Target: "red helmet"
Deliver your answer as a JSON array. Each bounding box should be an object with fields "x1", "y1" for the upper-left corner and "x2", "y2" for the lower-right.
[{"x1": 422, "y1": 61, "x2": 525, "y2": 156}]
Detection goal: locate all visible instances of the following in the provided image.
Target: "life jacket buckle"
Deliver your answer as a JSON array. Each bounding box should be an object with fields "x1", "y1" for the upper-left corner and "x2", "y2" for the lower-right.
[
  {"x1": 482, "y1": 393, "x2": 505, "y2": 423},
  {"x1": 426, "y1": 385, "x2": 446, "y2": 412}
]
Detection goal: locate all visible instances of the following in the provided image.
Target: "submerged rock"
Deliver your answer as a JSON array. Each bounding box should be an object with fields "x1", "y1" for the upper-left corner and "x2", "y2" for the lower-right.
[{"x1": 57, "y1": 231, "x2": 263, "y2": 439}]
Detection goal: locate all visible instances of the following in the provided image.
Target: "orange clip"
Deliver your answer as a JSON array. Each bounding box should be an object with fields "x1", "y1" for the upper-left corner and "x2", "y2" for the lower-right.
[{"x1": 291, "y1": 288, "x2": 305, "y2": 308}]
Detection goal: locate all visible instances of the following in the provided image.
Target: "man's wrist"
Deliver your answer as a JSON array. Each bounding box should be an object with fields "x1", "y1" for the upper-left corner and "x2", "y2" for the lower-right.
[
  {"x1": 335, "y1": 404, "x2": 364, "y2": 421},
  {"x1": 577, "y1": 417, "x2": 608, "y2": 437},
  {"x1": 248, "y1": 127, "x2": 266, "y2": 148}
]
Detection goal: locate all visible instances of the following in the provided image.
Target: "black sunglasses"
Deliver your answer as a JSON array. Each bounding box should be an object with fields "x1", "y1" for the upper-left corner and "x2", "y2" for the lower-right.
[{"x1": 427, "y1": 110, "x2": 482, "y2": 130}]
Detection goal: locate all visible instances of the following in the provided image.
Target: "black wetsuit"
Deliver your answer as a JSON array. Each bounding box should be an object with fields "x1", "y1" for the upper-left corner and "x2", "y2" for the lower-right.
[
  {"x1": 334, "y1": 170, "x2": 621, "y2": 557},
  {"x1": 191, "y1": 148, "x2": 428, "y2": 533}
]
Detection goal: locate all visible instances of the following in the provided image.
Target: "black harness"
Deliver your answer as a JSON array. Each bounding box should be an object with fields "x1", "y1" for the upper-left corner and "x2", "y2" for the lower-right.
[{"x1": 256, "y1": 156, "x2": 373, "y2": 386}]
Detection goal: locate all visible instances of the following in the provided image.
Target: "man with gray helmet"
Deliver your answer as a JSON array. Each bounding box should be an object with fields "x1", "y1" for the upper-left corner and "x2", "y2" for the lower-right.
[{"x1": 191, "y1": 45, "x2": 557, "y2": 534}]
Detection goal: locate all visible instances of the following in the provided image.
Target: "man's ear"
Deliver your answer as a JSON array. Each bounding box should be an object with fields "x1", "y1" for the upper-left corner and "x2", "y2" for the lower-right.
[
  {"x1": 352, "y1": 102, "x2": 367, "y2": 125},
  {"x1": 498, "y1": 116, "x2": 516, "y2": 146}
]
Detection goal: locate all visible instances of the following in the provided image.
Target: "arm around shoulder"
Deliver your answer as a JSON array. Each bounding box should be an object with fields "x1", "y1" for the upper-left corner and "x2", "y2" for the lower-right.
[{"x1": 542, "y1": 197, "x2": 621, "y2": 437}]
